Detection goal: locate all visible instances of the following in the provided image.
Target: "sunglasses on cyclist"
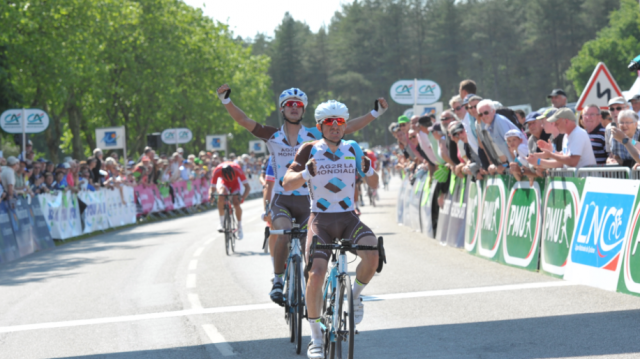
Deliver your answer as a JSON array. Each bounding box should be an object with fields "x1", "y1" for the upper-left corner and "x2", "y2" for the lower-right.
[
  {"x1": 609, "y1": 106, "x2": 624, "y2": 112},
  {"x1": 477, "y1": 111, "x2": 492, "y2": 118},
  {"x1": 283, "y1": 100, "x2": 305, "y2": 108},
  {"x1": 321, "y1": 117, "x2": 346, "y2": 126}
]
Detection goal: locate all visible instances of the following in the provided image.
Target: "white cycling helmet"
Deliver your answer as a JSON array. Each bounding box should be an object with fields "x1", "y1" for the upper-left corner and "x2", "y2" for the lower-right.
[
  {"x1": 314, "y1": 100, "x2": 350, "y2": 124},
  {"x1": 279, "y1": 88, "x2": 308, "y2": 108}
]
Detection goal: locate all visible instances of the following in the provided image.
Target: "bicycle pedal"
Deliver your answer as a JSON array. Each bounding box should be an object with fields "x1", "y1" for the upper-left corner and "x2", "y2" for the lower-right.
[{"x1": 218, "y1": 229, "x2": 224, "y2": 233}]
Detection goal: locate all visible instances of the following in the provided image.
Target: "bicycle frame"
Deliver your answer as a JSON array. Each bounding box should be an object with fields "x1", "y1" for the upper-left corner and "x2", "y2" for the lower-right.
[{"x1": 322, "y1": 250, "x2": 349, "y2": 342}]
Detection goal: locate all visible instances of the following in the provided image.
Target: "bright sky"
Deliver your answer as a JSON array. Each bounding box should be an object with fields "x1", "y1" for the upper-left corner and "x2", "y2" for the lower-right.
[{"x1": 182, "y1": 0, "x2": 348, "y2": 40}]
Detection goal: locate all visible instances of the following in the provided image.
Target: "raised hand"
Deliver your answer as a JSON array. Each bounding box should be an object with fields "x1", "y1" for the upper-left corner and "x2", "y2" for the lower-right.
[{"x1": 217, "y1": 84, "x2": 231, "y2": 103}]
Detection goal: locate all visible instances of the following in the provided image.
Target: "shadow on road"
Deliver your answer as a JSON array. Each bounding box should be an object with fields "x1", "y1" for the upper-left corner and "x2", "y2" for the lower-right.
[{"x1": 58, "y1": 309, "x2": 640, "y2": 358}]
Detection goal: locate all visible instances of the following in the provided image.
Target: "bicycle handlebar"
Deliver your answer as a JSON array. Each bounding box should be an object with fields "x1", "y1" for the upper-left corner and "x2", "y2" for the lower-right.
[
  {"x1": 268, "y1": 229, "x2": 308, "y2": 236},
  {"x1": 314, "y1": 243, "x2": 378, "y2": 251}
]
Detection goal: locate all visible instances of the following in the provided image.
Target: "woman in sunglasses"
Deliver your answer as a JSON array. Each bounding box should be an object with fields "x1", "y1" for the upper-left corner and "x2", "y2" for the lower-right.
[{"x1": 216, "y1": 84, "x2": 388, "y2": 309}]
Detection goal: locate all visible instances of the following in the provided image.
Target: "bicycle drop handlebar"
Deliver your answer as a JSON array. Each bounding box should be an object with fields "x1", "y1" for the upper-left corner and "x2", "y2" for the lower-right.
[
  {"x1": 307, "y1": 236, "x2": 387, "y2": 273},
  {"x1": 268, "y1": 228, "x2": 308, "y2": 236}
]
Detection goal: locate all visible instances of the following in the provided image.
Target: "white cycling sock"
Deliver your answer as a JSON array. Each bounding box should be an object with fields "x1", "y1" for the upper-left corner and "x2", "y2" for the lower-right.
[
  {"x1": 352, "y1": 278, "x2": 367, "y2": 299},
  {"x1": 270, "y1": 256, "x2": 275, "y2": 267},
  {"x1": 274, "y1": 272, "x2": 284, "y2": 285},
  {"x1": 237, "y1": 221, "x2": 242, "y2": 228},
  {"x1": 308, "y1": 318, "x2": 323, "y2": 345},
  {"x1": 219, "y1": 217, "x2": 224, "y2": 227}
]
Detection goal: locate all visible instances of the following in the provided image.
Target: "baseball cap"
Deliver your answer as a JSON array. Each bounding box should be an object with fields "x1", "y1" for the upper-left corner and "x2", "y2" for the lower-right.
[
  {"x1": 177, "y1": 147, "x2": 184, "y2": 153},
  {"x1": 536, "y1": 108, "x2": 557, "y2": 120},
  {"x1": 547, "y1": 89, "x2": 567, "y2": 98},
  {"x1": 6, "y1": 156, "x2": 18, "y2": 165},
  {"x1": 504, "y1": 129, "x2": 524, "y2": 141},
  {"x1": 628, "y1": 93, "x2": 640, "y2": 101},
  {"x1": 547, "y1": 108, "x2": 577, "y2": 123},
  {"x1": 608, "y1": 96, "x2": 627, "y2": 106},
  {"x1": 525, "y1": 111, "x2": 542, "y2": 123},
  {"x1": 397, "y1": 115, "x2": 410, "y2": 124},
  {"x1": 26, "y1": 140, "x2": 33, "y2": 146},
  {"x1": 182, "y1": 159, "x2": 189, "y2": 164},
  {"x1": 462, "y1": 94, "x2": 475, "y2": 105},
  {"x1": 449, "y1": 122, "x2": 465, "y2": 136}
]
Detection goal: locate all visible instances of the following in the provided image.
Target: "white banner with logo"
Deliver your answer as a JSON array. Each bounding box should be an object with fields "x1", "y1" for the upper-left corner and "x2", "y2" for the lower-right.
[
  {"x1": 105, "y1": 187, "x2": 137, "y2": 228},
  {"x1": 162, "y1": 128, "x2": 193, "y2": 145},
  {"x1": 95, "y1": 126, "x2": 126, "y2": 150},
  {"x1": 37, "y1": 192, "x2": 82, "y2": 240},
  {"x1": 248, "y1": 140, "x2": 266, "y2": 154},
  {"x1": 206, "y1": 135, "x2": 227, "y2": 152},
  {"x1": 390, "y1": 79, "x2": 442, "y2": 105},
  {"x1": 0, "y1": 109, "x2": 50, "y2": 134},
  {"x1": 78, "y1": 191, "x2": 109, "y2": 234}
]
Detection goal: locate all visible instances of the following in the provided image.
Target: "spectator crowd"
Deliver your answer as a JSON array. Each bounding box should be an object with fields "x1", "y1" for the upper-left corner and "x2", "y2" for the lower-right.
[
  {"x1": 0, "y1": 141, "x2": 267, "y2": 204},
  {"x1": 390, "y1": 78, "x2": 640, "y2": 208}
]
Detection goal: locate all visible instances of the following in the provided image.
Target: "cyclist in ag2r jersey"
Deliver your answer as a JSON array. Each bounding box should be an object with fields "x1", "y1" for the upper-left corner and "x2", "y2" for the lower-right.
[
  {"x1": 283, "y1": 100, "x2": 382, "y2": 359},
  {"x1": 216, "y1": 83, "x2": 388, "y2": 305}
]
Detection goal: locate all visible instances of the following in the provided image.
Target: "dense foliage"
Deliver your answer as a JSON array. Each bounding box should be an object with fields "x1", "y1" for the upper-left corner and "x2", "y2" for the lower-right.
[
  {"x1": 1, "y1": 0, "x2": 273, "y2": 161},
  {"x1": 251, "y1": 0, "x2": 625, "y2": 146}
]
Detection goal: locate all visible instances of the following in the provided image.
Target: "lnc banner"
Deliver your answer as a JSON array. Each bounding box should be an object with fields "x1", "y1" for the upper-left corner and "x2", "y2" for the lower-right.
[{"x1": 564, "y1": 177, "x2": 639, "y2": 291}]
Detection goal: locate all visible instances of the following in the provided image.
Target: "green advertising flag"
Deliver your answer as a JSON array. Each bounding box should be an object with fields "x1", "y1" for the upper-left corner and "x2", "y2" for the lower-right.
[
  {"x1": 464, "y1": 177, "x2": 483, "y2": 255},
  {"x1": 477, "y1": 175, "x2": 508, "y2": 261},
  {"x1": 539, "y1": 176, "x2": 584, "y2": 279},
  {"x1": 498, "y1": 179, "x2": 545, "y2": 271}
]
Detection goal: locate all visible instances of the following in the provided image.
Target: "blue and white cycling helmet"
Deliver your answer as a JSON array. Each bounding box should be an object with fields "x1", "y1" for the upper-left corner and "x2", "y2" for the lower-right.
[{"x1": 279, "y1": 88, "x2": 308, "y2": 108}]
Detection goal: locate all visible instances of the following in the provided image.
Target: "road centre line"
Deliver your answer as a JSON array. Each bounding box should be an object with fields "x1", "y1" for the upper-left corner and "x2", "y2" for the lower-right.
[
  {"x1": 0, "y1": 281, "x2": 576, "y2": 333},
  {"x1": 188, "y1": 259, "x2": 198, "y2": 271},
  {"x1": 186, "y1": 274, "x2": 197, "y2": 289},
  {"x1": 202, "y1": 324, "x2": 236, "y2": 356},
  {"x1": 188, "y1": 293, "x2": 203, "y2": 309},
  {"x1": 193, "y1": 247, "x2": 205, "y2": 257}
]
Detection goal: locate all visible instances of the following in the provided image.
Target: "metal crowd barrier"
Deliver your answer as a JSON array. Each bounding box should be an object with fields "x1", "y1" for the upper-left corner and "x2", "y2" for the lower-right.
[
  {"x1": 631, "y1": 169, "x2": 640, "y2": 180},
  {"x1": 577, "y1": 166, "x2": 630, "y2": 179},
  {"x1": 547, "y1": 168, "x2": 577, "y2": 178}
]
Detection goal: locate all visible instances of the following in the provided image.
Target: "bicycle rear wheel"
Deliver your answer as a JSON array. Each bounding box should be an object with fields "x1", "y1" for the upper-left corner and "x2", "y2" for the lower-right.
[
  {"x1": 224, "y1": 207, "x2": 232, "y2": 256},
  {"x1": 229, "y1": 211, "x2": 236, "y2": 254},
  {"x1": 333, "y1": 276, "x2": 354, "y2": 359}
]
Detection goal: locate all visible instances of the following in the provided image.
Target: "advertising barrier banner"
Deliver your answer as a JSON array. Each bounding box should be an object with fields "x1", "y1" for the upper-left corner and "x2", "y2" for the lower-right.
[
  {"x1": 565, "y1": 177, "x2": 639, "y2": 291},
  {"x1": 498, "y1": 180, "x2": 544, "y2": 271},
  {"x1": 78, "y1": 191, "x2": 109, "y2": 234},
  {"x1": 29, "y1": 197, "x2": 55, "y2": 251},
  {"x1": 539, "y1": 177, "x2": 584, "y2": 278},
  {"x1": 39, "y1": 191, "x2": 82, "y2": 240},
  {"x1": 0, "y1": 202, "x2": 20, "y2": 263},
  {"x1": 446, "y1": 176, "x2": 467, "y2": 248},
  {"x1": 134, "y1": 185, "x2": 155, "y2": 216},
  {"x1": 104, "y1": 187, "x2": 136, "y2": 228},
  {"x1": 409, "y1": 171, "x2": 427, "y2": 231},
  {"x1": 464, "y1": 177, "x2": 483, "y2": 255},
  {"x1": 617, "y1": 185, "x2": 640, "y2": 296},
  {"x1": 420, "y1": 175, "x2": 436, "y2": 238},
  {"x1": 435, "y1": 194, "x2": 452, "y2": 244},
  {"x1": 9, "y1": 197, "x2": 36, "y2": 257},
  {"x1": 477, "y1": 175, "x2": 508, "y2": 261},
  {"x1": 403, "y1": 176, "x2": 416, "y2": 228},
  {"x1": 397, "y1": 178, "x2": 408, "y2": 224}
]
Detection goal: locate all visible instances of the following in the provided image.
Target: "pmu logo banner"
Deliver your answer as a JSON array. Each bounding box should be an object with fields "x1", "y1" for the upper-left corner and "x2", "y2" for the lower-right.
[
  {"x1": 464, "y1": 177, "x2": 483, "y2": 254},
  {"x1": 499, "y1": 180, "x2": 543, "y2": 271},
  {"x1": 618, "y1": 191, "x2": 640, "y2": 296},
  {"x1": 539, "y1": 177, "x2": 584, "y2": 278},
  {"x1": 565, "y1": 177, "x2": 639, "y2": 291},
  {"x1": 477, "y1": 175, "x2": 507, "y2": 261},
  {"x1": 206, "y1": 135, "x2": 226, "y2": 152}
]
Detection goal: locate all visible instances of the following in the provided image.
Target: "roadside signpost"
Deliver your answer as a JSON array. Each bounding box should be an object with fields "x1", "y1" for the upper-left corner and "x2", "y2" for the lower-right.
[
  {"x1": 0, "y1": 109, "x2": 50, "y2": 159},
  {"x1": 161, "y1": 128, "x2": 193, "y2": 149},
  {"x1": 575, "y1": 62, "x2": 623, "y2": 112},
  {"x1": 96, "y1": 126, "x2": 128, "y2": 166}
]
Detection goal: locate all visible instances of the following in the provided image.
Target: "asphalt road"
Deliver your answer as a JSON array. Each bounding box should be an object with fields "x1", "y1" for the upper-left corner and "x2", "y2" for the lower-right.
[{"x1": 1, "y1": 177, "x2": 640, "y2": 359}]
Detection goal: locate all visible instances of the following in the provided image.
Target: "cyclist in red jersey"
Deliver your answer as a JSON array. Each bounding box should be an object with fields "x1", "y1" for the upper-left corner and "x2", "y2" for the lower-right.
[
  {"x1": 364, "y1": 149, "x2": 378, "y2": 171},
  {"x1": 211, "y1": 162, "x2": 250, "y2": 239}
]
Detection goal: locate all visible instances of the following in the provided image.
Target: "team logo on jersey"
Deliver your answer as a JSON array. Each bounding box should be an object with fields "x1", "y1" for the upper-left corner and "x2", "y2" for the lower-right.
[
  {"x1": 325, "y1": 178, "x2": 346, "y2": 193},
  {"x1": 339, "y1": 197, "x2": 352, "y2": 210},
  {"x1": 323, "y1": 149, "x2": 344, "y2": 162},
  {"x1": 317, "y1": 198, "x2": 331, "y2": 211}
]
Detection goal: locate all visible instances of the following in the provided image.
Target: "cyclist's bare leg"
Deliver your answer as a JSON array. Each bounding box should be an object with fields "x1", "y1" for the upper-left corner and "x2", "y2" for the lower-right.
[
  {"x1": 355, "y1": 234, "x2": 379, "y2": 286},
  {"x1": 305, "y1": 258, "x2": 329, "y2": 319},
  {"x1": 232, "y1": 196, "x2": 242, "y2": 222},
  {"x1": 272, "y1": 216, "x2": 293, "y2": 275},
  {"x1": 216, "y1": 187, "x2": 227, "y2": 217}
]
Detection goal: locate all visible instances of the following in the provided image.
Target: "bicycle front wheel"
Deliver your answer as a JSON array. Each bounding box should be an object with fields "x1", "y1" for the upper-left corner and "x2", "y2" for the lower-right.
[
  {"x1": 294, "y1": 258, "x2": 303, "y2": 354},
  {"x1": 224, "y1": 208, "x2": 232, "y2": 256},
  {"x1": 333, "y1": 276, "x2": 355, "y2": 359}
]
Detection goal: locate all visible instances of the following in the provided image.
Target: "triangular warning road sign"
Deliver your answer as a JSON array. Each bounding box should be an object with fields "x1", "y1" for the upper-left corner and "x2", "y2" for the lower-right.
[{"x1": 576, "y1": 62, "x2": 623, "y2": 112}]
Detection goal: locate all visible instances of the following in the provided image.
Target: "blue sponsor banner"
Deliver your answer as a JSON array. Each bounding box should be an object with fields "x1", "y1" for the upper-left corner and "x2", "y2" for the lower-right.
[
  {"x1": 565, "y1": 177, "x2": 640, "y2": 291},
  {"x1": 8, "y1": 198, "x2": 36, "y2": 257},
  {"x1": 0, "y1": 202, "x2": 19, "y2": 262},
  {"x1": 29, "y1": 199, "x2": 55, "y2": 250}
]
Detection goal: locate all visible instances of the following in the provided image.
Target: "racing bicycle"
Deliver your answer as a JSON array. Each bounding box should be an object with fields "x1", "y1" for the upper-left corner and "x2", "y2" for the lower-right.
[
  {"x1": 268, "y1": 219, "x2": 307, "y2": 354},
  {"x1": 307, "y1": 236, "x2": 386, "y2": 359},
  {"x1": 216, "y1": 194, "x2": 239, "y2": 256}
]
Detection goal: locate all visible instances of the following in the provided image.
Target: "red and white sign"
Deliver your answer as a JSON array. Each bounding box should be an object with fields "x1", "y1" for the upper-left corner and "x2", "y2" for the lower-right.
[{"x1": 576, "y1": 62, "x2": 623, "y2": 112}]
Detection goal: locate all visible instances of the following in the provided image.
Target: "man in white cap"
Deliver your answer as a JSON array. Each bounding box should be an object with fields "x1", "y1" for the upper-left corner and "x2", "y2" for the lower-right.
[
  {"x1": 629, "y1": 94, "x2": 640, "y2": 116},
  {"x1": 605, "y1": 96, "x2": 629, "y2": 153},
  {"x1": 0, "y1": 156, "x2": 19, "y2": 199},
  {"x1": 527, "y1": 108, "x2": 596, "y2": 169}
]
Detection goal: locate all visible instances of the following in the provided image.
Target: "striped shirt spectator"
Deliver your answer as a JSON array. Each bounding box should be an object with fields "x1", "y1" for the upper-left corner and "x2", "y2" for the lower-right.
[{"x1": 582, "y1": 104, "x2": 608, "y2": 165}]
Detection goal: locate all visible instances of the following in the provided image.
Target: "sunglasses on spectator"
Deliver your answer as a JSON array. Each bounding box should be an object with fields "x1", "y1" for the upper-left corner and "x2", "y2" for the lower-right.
[
  {"x1": 451, "y1": 105, "x2": 465, "y2": 111},
  {"x1": 440, "y1": 116, "x2": 454, "y2": 121},
  {"x1": 466, "y1": 105, "x2": 476, "y2": 110},
  {"x1": 477, "y1": 111, "x2": 491, "y2": 118},
  {"x1": 409, "y1": 135, "x2": 417, "y2": 140},
  {"x1": 283, "y1": 100, "x2": 304, "y2": 108},
  {"x1": 399, "y1": 123, "x2": 408, "y2": 127},
  {"x1": 321, "y1": 117, "x2": 346, "y2": 126},
  {"x1": 609, "y1": 106, "x2": 624, "y2": 112}
]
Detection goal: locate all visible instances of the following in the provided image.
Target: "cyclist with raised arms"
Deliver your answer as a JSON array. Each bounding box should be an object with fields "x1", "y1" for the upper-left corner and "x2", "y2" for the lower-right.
[
  {"x1": 283, "y1": 100, "x2": 381, "y2": 359},
  {"x1": 216, "y1": 84, "x2": 387, "y2": 306},
  {"x1": 211, "y1": 161, "x2": 250, "y2": 239}
]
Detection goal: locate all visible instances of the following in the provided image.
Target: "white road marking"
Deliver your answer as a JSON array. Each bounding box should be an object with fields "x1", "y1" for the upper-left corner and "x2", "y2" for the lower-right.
[
  {"x1": 188, "y1": 259, "x2": 198, "y2": 271},
  {"x1": 0, "y1": 281, "x2": 575, "y2": 333},
  {"x1": 188, "y1": 293, "x2": 203, "y2": 309},
  {"x1": 193, "y1": 247, "x2": 205, "y2": 257},
  {"x1": 362, "y1": 281, "x2": 577, "y2": 302},
  {"x1": 186, "y1": 274, "x2": 197, "y2": 288},
  {"x1": 204, "y1": 238, "x2": 214, "y2": 245},
  {"x1": 202, "y1": 324, "x2": 235, "y2": 356}
]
